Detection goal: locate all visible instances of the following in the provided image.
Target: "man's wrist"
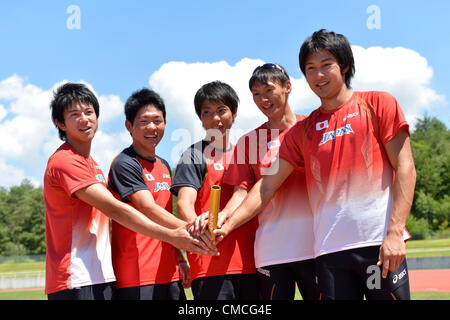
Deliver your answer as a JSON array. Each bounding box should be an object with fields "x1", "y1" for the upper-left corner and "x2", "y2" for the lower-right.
[
  {"x1": 224, "y1": 214, "x2": 238, "y2": 234},
  {"x1": 386, "y1": 225, "x2": 405, "y2": 238}
]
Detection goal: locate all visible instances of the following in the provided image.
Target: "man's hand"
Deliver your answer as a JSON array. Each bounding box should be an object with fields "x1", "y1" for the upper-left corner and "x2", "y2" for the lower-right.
[
  {"x1": 192, "y1": 211, "x2": 209, "y2": 238},
  {"x1": 212, "y1": 218, "x2": 233, "y2": 244},
  {"x1": 377, "y1": 231, "x2": 406, "y2": 278},
  {"x1": 169, "y1": 224, "x2": 218, "y2": 256},
  {"x1": 190, "y1": 211, "x2": 222, "y2": 250},
  {"x1": 192, "y1": 210, "x2": 229, "y2": 235},
  {"x1": 178, "y1": 259, "x2": 191, "y2": 289},
  {"x1": 197, "y1": 210, "x2": 231, "y2": 244},
  {"x1": 188, "y1": 218, "x2": 217, "y2": 253},
  {"x1": 217, "y1": 210, "x2": 230, "y2": 229}
]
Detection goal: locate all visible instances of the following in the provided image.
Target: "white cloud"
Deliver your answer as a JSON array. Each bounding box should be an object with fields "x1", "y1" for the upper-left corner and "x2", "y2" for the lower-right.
[
  {"x1": 0, "y1": 74, "x2": 29, "y2": 99},
  {"x1": 0, "y1": 162, "x2": 29, "y2": 187},
  {"x1": 0, "y1": 104, "x2": 6, "y2": 122},
  {"x1": 351, "y1": 45, "x2": 446, "y2": 128},
  {"x1": 149, "y1": 58, "x2": 269, "y2": 146},
  {"x1": 0, "y1": 75, "x2": 127, "y2": 187},
  {"x1": 0, "y1": 115, "x2": 49, "y2": 159},
  {"x1": 0, "y1": 76, "x2": 55, "y2": 170},
  {"x1": 289, "y1": 77, "x2": 321, "y2": 113},
  {"x1": 91, "y1": 130, "x2": 131, "y2": 175},
  {"x1": 98, "y1": 94, "x2": 124, "y2": 124}
]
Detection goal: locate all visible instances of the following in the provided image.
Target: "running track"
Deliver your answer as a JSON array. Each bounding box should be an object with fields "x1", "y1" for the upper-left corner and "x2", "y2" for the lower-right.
[{"x1": 409, "y1": 269, "x2": 450, "y2": 292}]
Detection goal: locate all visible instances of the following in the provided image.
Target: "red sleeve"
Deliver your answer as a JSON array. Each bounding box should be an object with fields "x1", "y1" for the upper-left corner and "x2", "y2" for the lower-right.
[
  {"x1": 223, "y1": 135, "x2": 257, "y2": 191},
  {"x1": 278, "y1": 122, "x2": 305, "y2": 170},
  {"x1": 371, "y1": 91, "x2": 410, "y2": 145},
  {"x1": 50, "y1": 153, "x2": 99, "y2": 197}
]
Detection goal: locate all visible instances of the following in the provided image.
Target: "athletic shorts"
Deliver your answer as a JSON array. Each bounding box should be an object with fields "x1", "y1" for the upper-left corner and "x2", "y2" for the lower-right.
[
  {"x1": 257, "y1": 259, "x2": 318, "y2": 300},
  {"x1": 47, "y1": 282, "x2": 116, "y2": 300},
  {"x1": 315, "y1": 245, "x2": 410, "y2": 300},
  {"x1": 113, "y1": 281, "x2": 186, "y2": 300},
  {"x1": 191, "y1": 273, "x2": 258, "y2": 300}
]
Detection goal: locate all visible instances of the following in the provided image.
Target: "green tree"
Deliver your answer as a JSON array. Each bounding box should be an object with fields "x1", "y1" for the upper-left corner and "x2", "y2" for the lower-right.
[
  {"x1": 0, "y1": 180, "x2": 46, "y2": 256},
  {"x1": 409, "y1": 116, "x2": 450, "y2": 236},
  {"x1": 0, "y1": 187, "x2": 10, "y2": 255}
]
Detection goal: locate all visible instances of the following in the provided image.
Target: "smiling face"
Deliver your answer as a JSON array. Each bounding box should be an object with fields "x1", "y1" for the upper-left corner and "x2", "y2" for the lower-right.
[
  {"x1": 126, "y1": 104, "x2": 166, "y2": 159},
  {"x1": 251, "y1": 79, "x2": 291, "y2": 121},
  {"x1": 56, "y1": 101, "x2": 98, "y2": 146},
  {"x1": 304, "y1": 49, "x2": 350, "y2": 109}
]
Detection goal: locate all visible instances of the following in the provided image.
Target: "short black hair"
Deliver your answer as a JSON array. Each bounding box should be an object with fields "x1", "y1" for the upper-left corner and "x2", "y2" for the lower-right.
[
  {"x1": 249, "y1": 63, "x2": 290, "y2": 91},
  {"x1": 50, "y1": 82, "x2": 100, "y2": 141},
  {"x1": 124, "y1": 88, "x2": 166, "y2": 124},
  {"x1": 299, "y1": 29, "x2": 355, "y2": 88},
  {"x1": 194, "y1": 81, "x2": 239, "y2": 119}
]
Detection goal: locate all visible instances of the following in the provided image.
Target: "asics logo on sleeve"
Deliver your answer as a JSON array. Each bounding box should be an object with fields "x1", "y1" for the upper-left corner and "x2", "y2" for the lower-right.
[
  {"x1": 343, "y1": 111, "x2": 359, "y2": 121},
  {"x1": 318, "y1": 124, "x2": 354, "y2": 146}
]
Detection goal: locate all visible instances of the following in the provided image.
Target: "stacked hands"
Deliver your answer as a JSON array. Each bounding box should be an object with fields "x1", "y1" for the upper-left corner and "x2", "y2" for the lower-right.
[
  {"x1": 183, "y1": 210, "x2": 231, "y2": 256},
  {"x1": 173, "y1": 211, "x2": 230, "y2": 289}
]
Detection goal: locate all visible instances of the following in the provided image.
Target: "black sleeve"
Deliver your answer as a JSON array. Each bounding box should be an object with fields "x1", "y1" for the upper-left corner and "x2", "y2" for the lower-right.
[
  {"x1": 108, "y1": 152, "x2": 148, "y2": 202},
  {"x1": 170, "y1": 142, "x2": 207, "y2": 196}
]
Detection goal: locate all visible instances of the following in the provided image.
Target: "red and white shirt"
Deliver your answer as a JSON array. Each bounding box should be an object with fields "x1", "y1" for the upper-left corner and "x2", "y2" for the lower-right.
[
  {"x1": 223, "y1": 115, "x2": 315, "y2": 268},
  {"x1": 171, "y1": 141, "x2": 257, "y2": 281},
  {"x1": 279, "y1": 91, "x2": 411, "y2": 257},
  {"x1": 44, "y1": 143, "x2": 115, "y2": 295}
]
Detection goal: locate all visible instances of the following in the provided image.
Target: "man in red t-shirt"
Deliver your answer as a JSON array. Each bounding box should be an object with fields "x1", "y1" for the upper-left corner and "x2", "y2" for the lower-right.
[
  {"x1": 215, "y1": 30, "x2": 416, "y2": 300},
  {"x1": 171, "y1": 81, "x2": 258, "y2": 300},
  {"x1": 44, "y1": 83, "x2": 217, "y2": 300},
  {"x1": 219, "y1": 63, "x2": 317, "y2": 300}
]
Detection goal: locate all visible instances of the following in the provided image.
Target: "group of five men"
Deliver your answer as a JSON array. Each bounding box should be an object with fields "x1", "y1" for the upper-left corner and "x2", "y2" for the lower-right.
[{"x1": 44, "y1": 29, "x2": 416, "y2": 300}]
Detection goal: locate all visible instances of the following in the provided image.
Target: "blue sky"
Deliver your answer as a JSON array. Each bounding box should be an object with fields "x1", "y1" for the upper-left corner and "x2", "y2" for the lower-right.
[{"x1": 0, "y1": 0, "x2": 449, "y2": 187}]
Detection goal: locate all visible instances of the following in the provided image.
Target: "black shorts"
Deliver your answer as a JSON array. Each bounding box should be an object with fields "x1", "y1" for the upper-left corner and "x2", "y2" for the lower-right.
[
  {"x1": 191, "y1": 273, "x2": 259, "y2": 300},
  {"x1": 114, "y1": 281, "x2": 186, "y2": 300},
  {"x1": 315, "y1": 246, "x2": 410, "y2": 300},
  {"x1": 257, "y1": 259, "x2": 319, "y2": 300},
  {"x1": 47, "y1": 281, "x2": 116, "y2": 300}
]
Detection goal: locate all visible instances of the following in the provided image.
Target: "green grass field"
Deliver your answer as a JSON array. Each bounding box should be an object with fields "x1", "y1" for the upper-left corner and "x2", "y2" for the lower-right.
[
  {"x1": 1, "y1": 238, "x2": 449, "y2": 300},
  {"x1": 1, "y1": 288, "x2": 449, "y2": 300},
  {"x1": 405, "y1": 238, "x2": 450, "y2": 258}
]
